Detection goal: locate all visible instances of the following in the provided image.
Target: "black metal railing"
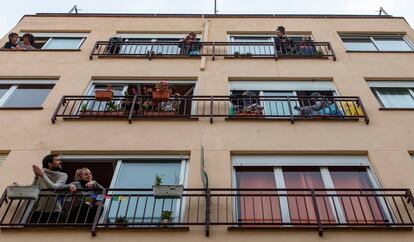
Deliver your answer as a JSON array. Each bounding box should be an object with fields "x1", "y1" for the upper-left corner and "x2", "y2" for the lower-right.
[
  {"x1": 51, "y1": 95, "x2": 369, "y2": 124},
  {"x1": 1, "y1": 188, "x2": 413, "y2": 236},
  {"x1": 209, "y1": 188, "x2": 414, "y2": 235},
  {"x1": 89, "y1": 41, "x2": 336, "y2": 60}
]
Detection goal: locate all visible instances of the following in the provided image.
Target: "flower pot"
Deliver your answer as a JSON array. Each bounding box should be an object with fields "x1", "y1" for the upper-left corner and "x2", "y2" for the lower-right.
[
  {"x1": 95, "y1": 90, "x2": 113, "y2": 101},
  {"x1": 152, "y1": 90, "x2": 171, "y2": 102},
  {"x1": 152, "y1": 185, "x2": 184, "y2": 198},
  {"x1": 144, "y1": 111, "x2": 176, "y2": 116}
]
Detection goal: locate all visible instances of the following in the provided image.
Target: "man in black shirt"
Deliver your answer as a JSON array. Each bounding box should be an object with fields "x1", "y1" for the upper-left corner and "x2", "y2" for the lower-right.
[
  {"x1": 274, "y1": 26, "x2": 294, "y2": 55},
  {"x1": 3, "y1": 32, "x2": 20, "y2": 49}
]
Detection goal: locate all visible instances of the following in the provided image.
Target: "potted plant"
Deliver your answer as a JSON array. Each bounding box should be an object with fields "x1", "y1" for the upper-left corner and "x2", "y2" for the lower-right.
[
  {"x1": 152, "y1": 80, "x2": 172, "y2": 102},
  {"x1": 115, "y1": 216, "x2": 128, "y2": 227},
  {"x1": 241, "y1": 52, "x2": 253, "y2": 57},
  {"x1": 105, "y1": 101, "x2": 124, "y2": 116},
  {"x1": 234, "y1": 51, "x2": 240, "y2": 57},
  {"x1": 143, "y1": 93, "x2": 180, "y2": 117},
  {"x1": 152, "y1": 174, "x2": 184, "y2": 198},
  {"x1": 95, "y1": 85, "x2": 113, "y2": 101},
  {"x1": 160, "y1": 210, "x2": 173, "y2": 224}
]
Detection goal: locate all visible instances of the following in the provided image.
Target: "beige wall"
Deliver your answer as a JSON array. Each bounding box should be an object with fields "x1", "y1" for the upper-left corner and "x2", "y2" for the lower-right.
[{"x1": 0, "y1": 15, "x2": 414, "y2": 241}]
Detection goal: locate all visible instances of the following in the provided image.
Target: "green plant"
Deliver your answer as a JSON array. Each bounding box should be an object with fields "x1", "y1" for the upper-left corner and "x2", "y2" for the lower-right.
[
  {"x1": 105, "y1": 101, "x2": 121, "y2": 112},
  {"x1": 316, "y1": 49, "x2": 323, "y2": 55},
  {"x1": 154, "y1": 174, "x2": 163, "y2": 186},
  {"x1": 81, "y1": 103, "x2": 88, "y2": 112},
  {"x1": 115, "y1": 216, "x2": 128, "y2": 224},
  {"x1": 234, "y1": 51, "x2": 240, "y2": 57},
  {"x1": 161, "y1": 210, "x2": 173, "y2": 221}
]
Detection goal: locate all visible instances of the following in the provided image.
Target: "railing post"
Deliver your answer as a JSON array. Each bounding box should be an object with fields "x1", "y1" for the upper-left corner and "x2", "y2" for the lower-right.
[
  {"x1": 357, "y1": 97, "x2": 369, "y2": 124},
  {"x1": 286, "y1": 96, "x2": 294, "y2": 124},
  {"x1": 311, "y1": 189, "x2": 323, "y2": 236},
  {"x1": 89, "y1": 41, "x2": 98, "y2": 60},
  {"x1": 128, "y1": 95, "x2": 138, "y2": 124},
  {"x1": 209, "y1": 96, "x2": 214, "y2": 124},
  {"x1": 205, "y1": 188, "x2": 210, "y2": 237},
  {"x1": 91, "y1": 188, "x2": 106, "y2": 237},
  {"x1": 51, "y1": 96, "x2": 66, "y2": 124},
  {"x1": 212, "y1": 42, "x2": 216, "y2": 61}
]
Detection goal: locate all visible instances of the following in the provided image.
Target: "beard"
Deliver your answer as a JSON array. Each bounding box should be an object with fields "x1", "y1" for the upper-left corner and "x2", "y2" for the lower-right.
[{"x1": 51, "y1": 166, "x2": 63, "y2": 172}]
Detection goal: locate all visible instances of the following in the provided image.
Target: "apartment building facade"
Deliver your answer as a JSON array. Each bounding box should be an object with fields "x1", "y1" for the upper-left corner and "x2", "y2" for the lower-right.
[{"x1": 0, "y1": 12, "x2": 414, "y2": 242}]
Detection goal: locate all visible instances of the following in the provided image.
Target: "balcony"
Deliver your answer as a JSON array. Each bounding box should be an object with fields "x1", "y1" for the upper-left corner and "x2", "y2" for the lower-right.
[
  {"x1": 1, "y1": 188, "x2": 413, "y2": 236},
  {"x1": 89, "y1": 41, "x2": 336, "y2": 61},
  {"x1": 51, "y1": 95, "x2": 369, "y2": 124}
]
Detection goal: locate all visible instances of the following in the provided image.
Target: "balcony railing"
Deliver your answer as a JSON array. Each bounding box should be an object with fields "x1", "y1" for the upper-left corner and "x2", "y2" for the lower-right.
[
  {"x1": 89, "y1": 41, "x2": 336, "y2": 60},
  {"x1": 51, "y1": 95, "x2": 369, "y2": 124},
  {"x1": 1, "y1": 188, "x2": 413, "y2": 236}
]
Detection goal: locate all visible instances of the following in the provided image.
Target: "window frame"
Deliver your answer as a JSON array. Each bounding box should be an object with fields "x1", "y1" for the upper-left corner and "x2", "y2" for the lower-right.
[
  {"x1": 42, "y1": 37, "x2": 86, "y2": 50},
  {"x1": 368, "y1": 81, "x2": 414, "y2": 109},
  {"x1": 0, "y1": 80, "x2": 56, "y2": 108},
  {"x1": 18, "y1": 32, "x2": 88, "y2": 50},
  {"x1": 341, "y1": 34, "x2": 414, "y2": 52},
  {"x1": 231, "y1": 155, "x2": 391, "y2": 224}
]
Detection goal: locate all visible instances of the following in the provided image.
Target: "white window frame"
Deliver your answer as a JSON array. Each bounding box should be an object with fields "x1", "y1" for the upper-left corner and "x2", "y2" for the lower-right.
[
  {"x1": 20, "y1": 32, "x2": 87, "y2": 50},
  {"x1": 341, "y1": 34, "x2": 414, "y2": 52},
  {"x1": 368, "y1": 81, "x2": 414, "y2": 108},
  {"x1": 42, "y1": 37, "x2": 85, "y2": 50},
  {"x1": 0, "y1": 80, "x2": 56, "y2": 107},
  {"x1": 231, "y1": 155, "x2": 392, "y2": 224},
  {"x1": 61, "y1": 154, "x2": 189, "y2": 225}
]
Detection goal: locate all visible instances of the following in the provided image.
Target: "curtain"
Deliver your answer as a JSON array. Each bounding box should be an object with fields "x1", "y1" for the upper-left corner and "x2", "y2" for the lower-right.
[
  {"x1": 329, "y1": 167, "x2": 385, "y2": 224},
  {"x1": 236, "y1": 168, "x2": 281, "y2": 223}
]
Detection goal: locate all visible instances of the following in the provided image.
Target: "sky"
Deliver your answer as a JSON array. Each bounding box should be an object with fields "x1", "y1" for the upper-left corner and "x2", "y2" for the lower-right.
[{"x1": 1, "y1": 0, "x2": 414, "y2": 37}]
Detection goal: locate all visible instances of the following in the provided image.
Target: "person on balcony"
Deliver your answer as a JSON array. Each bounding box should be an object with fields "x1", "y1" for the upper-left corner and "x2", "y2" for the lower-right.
[
  {"x1": 294, "y1": 92, "x2": 337, "y2": 116},
  {"x1": 18, "y1": 33, "x2": 36, "y2": 50},
  {"x1": 179, "y1": 32, "x2": 202, "y2": 56},
  {"x1": 3, "y1": 32, "x2": 20, "y2": 49},
  {"x1": 274, "y1": 26, "x2": 294, "y2": 55},
  {"x1": 67, "y1": 168, "x2": 103, "y2": 223},
  {"x1": 30, "y1": 154, "x2": 68, "y2": 223}
]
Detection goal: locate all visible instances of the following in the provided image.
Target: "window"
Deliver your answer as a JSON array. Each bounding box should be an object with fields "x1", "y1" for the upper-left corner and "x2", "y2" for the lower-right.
[
  {"x1": 0, "y1": 155, "x2": 6, "y2": 167},
  {"x1": 85, "y1": 80, "x2": 196, "y2": 115},
  {"x1": 232, "y1": 155, "x2": 389, "y2": 224},
  {"x1": 114, "y1": 34, "x2": 200, "y2": 55},
  {"x1": 0, "y1": 82, "x2": 55, "y2": 108},
  {"x1": 229, "y1": 81, "x2": 337, "y2": 117},
  {"x1": 368, "y1": 81, "x2": 414, "y2": 108},
  {"x1": 19, "y1": 33, "x2": 86, "y2": 50},
  {"x1": 341, "y1": 35, "x2": 414, "y2": 52},
  {"x1": 42, "y1": 38, "x2": 85, "y2": 49},
  {"x1": 229, "y1": 34, "x2": 312, "y2": 55}
]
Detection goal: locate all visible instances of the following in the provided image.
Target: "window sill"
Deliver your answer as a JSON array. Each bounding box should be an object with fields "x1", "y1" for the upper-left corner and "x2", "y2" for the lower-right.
[
  {"x1": 0, "y1": 49, "x2": 81, "y2": 52},
  {"x1": 0, "y1": 107, "x2": 43, "y2": 110},
  {"x1": 346, "y1": 50, "x2": 414, "y2": 53},
  {"x1": 379, "y1": 107, "x2": 414, "y2": 111}
]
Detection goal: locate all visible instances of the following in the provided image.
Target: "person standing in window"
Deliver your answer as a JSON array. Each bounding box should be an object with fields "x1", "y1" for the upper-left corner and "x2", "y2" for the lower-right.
[
  {"x1": 30, "y1": 154, "x2": 68, "y2": 223},
  {"x1": 18, "y1": 33, "x2": 36, "y2": 50},
  {"x1": 67, "y1": 168, "x2": 103, "y2": 223},
  {"x1": 3, "y1": 32, "x2": 21, "y2": 49},
  {"x1": 179, "y1": 32, "x2": 201, "y2": 55},
  {"x1": 274, "y1": 26, "x2": 294, "y2": 55}
]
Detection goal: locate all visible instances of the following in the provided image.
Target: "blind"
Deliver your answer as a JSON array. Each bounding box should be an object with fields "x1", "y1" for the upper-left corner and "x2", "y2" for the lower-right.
[{"x1": 0, "y1": 155, "x2": 6, "y2": 166}]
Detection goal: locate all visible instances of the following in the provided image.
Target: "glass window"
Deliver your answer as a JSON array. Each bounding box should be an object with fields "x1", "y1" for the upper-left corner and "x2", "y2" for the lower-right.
[
  {"x1": 107, "y1": 161, "x2": 182, "y2": 223},
  {"x1": 42, "y1": 38, "x2": 84, "y2": 49},
  {"x1": 342, "y1": 38, "x2": 377, "y2": 51},
  {"x1": 0, "y1": 85, "x2": 11, "y2": 100},
  {"x1": 373, "y1": 37, "x2": 413, "y2": 51},
  {"x1": 375, "y1": 88, "x2": 414, "y2": 108},
  {"x1": 2, "y1": 84, "x2": 53, "y2": 107},
  {"x1": 230, "y1": 36, "x2": 274, "y2": 55}
]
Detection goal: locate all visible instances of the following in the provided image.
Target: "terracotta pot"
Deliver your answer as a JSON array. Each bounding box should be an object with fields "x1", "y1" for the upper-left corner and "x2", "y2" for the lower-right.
[
  {"x1": 144, "y1": 111, "x2": 176, "y2": 116},
  {"x1": 95, "y1": 90, "x2": 113, "y2": 101},
  {"x1": 152, "y1": 90, "x2": 171, "y2": 102}
]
